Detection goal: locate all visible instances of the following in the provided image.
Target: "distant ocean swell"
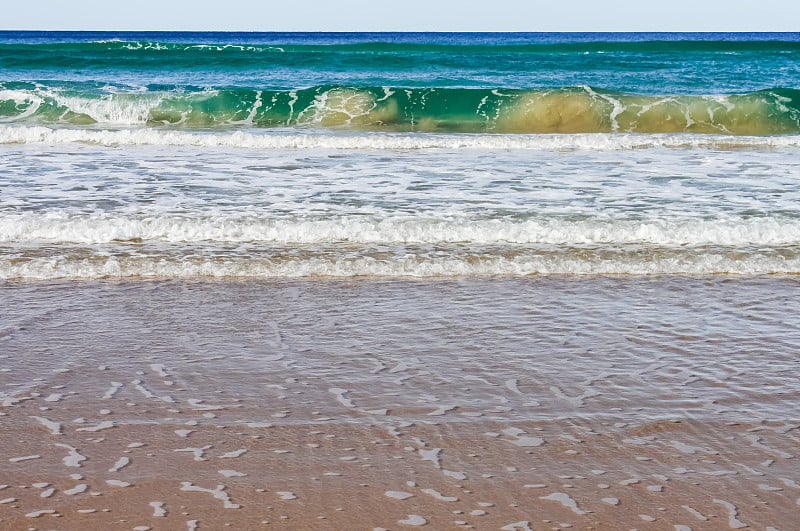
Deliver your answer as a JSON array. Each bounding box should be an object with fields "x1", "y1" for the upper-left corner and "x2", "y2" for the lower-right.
[
  {"x1": 2, "y1": 38, "x2": 798, "y2": 63},
  {"x1": 2, "y1": 84, "x2": 799, "y2": 134}
]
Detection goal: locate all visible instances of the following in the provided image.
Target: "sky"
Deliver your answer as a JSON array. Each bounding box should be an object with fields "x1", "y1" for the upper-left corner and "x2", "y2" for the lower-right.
[{"x1": 3, "y1": 0, "x2": 800, "y2": 32}]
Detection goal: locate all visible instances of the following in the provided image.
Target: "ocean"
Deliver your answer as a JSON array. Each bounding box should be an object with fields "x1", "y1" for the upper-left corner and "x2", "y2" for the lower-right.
[
  {"x1": 1, "y1": 31, "x2": 800, "y2": 278},
  {"x1": 1, "y1": 32, "x2": 800, "y2": 530}
]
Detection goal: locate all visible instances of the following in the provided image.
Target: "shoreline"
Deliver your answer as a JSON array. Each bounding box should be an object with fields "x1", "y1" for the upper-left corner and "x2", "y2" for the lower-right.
[
  {"x1": 2, "y1": 417, "x2": 797, "y2": 530},
  {"x1": 2, "y1": 277, "x2": 799, "y2": 529}
]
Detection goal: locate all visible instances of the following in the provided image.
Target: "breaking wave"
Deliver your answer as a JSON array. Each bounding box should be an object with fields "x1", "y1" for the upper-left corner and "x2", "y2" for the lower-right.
[
  {"x1": 3, "y1": 213, "x2": 800, "y2": 279},
  {"x1": 1, "y1": 84, "x2": 799, "y2": 134}
]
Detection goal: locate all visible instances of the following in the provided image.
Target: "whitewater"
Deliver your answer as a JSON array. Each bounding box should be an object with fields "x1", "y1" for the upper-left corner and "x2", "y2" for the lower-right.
[{"x1": 1, "y1": 31, "x2": 799, "y2": 278}]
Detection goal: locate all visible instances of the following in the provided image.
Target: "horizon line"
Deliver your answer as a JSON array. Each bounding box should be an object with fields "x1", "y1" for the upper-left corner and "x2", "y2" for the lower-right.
[{"x1": 2, "y1": 29, "x2": 799, "y2": 33}]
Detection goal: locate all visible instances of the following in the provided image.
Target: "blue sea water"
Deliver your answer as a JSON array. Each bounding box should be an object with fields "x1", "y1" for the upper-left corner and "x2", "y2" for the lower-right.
[{"x1": 1, "y1": 32, "x2": 799, "y2": 278}]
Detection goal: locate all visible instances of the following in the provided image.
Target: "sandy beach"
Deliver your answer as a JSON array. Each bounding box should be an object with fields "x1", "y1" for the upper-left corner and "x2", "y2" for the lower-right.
[{"x1": 1, "y1": 277, "x2": 798, "y2": 530}]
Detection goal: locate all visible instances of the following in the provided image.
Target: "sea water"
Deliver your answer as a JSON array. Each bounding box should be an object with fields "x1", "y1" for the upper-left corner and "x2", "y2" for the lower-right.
[
  {"x1": 1, "y1": 31, "x2": 799, "y2": 279},
  {"x1": 2, "y1": 32, "x2": 800, "y2": 530}
]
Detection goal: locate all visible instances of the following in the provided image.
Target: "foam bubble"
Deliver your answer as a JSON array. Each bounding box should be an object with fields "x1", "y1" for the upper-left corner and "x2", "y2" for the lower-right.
[
  {"x1": 49, "y1": 92, "x2": 160, "y2": 125},
  {"x1": 9, "y1": 455, "x2": 41, "y2": 462},
  {"x1": 398, "y1": 514, "x2": 427, "y2": 526},
  {"x1": 150, "y1": 501, "x2": 167, "y2": 517},
  {"x1": 54, "y1": 444, "x2": 86, "y2": 467},
  {"x1": 179, "y1": 482, "x2": 240, "y2": 509},
  {"x1": 385, "y1": 491, "x2": 414, "y2": 500},
  {"x1": 540, "y1": 492, "x2": 586, "y2": 515},
  {"x1": 3, "y1": 212, "x2": 799, "y2": 247},
  {"x1": 0, "y1": 90, "x2": 43, "y2": 122},
  {"x1": 109, "y1": 457, "x2": 130, "y2": 472},
  {"x1": 421, "y1": 488, "x2": 458, "y2": 502},
  {"x1": 295, "y1": 88, "x2": 397, "y2": 127},
  {"x1": 2, "y1": 125, "x2": 799, "y2": 150},
  {"x1": 25, "y1": 509, "x2": 56, "y2": 518},
  {"x1": 3, "y1": 246, "x2": 800, "y2": 280}
]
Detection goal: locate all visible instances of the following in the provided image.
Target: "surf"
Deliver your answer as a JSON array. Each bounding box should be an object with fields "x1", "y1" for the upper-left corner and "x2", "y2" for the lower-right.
[{"x1": 1, "y1": 84, "x2": 799, "y2": 135}]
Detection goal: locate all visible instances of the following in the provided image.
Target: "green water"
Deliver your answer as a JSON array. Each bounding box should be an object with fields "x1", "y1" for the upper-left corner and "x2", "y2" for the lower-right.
[{"x1": 1, "y1": 32, "x2": 799, "y2": 133}]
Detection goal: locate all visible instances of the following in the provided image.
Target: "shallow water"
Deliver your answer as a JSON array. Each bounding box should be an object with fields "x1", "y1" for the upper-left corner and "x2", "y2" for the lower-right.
[
  {"x1": 3, "y1": 31, "x2": 800, "y2": 530},
  {"x1": 3, "y1": 277, "x2": 799, "y2": 423},
  {"x1": 3, "y1": 32, "x2": 800, "y2": 279},
  {"x1": 3, "y1": 139, "x2": 800, "y2": 278},
  {"x1": 1, "y1": 277, "x2": 799, "y2": 529}
]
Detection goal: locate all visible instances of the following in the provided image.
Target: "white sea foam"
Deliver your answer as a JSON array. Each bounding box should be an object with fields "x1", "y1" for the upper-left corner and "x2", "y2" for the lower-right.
[
  {"x1": 49, "y1": 92, "x2": 161, "y2": 125},
  {"x1": 3, "y1": 120, "x2": 799, "y2": 280},
  {"x1": 0, "y1": 91, "x2": 43, "y2": 122},
  {"x1": 2, "y1": 125, "x2": 799, "y2": 150},
  {"x1": 2, "y1": 213, "x2": 799, "y2": 247},
  {"x1": 2, "y1": 249, "x2": 800, "y2": 280}
]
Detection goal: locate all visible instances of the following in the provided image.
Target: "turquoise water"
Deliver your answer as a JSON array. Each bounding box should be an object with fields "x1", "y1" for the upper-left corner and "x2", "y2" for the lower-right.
[
  {"x1": 2, "y1": 34, "x2": 800, "y2": 531},
  {"x1": 1, "y1": 32, "x2": 800, "y2": 278},
  {"x1": 1, "y1": 32, "x2": 799, "y2": 133}
]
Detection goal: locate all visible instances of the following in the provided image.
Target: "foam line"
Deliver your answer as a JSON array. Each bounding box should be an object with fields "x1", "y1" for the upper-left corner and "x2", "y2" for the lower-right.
[
  {"x1": 1, "y1": 84, "x2": 798, "y2": 134},
  {"x1": 4, "y1": 213, "x2": 799, "y2": 246},
  {"x1": 2, "y1": 126, "x2": 800, "y2": 150},
  {"x1": 3, "y1": 249, "x2": 800, "y2": 279}
]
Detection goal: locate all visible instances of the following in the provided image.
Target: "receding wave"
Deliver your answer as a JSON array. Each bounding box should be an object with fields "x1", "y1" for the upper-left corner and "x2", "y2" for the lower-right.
[
  {"x1": 3, "y1": 126, "x2": 799, "y2": 150},
  {"x1": 3, "y1": 213, "x2": 800, "y2": 246},
  {"x1": 1, "y1": 84, "x2": 799, "y2": 134},
  {"x1": 3, "y1": 245, "x2": 799, "y2": 280},
  {"x1": 3, "y1": 213, "x2": 800, "y2": 279}
]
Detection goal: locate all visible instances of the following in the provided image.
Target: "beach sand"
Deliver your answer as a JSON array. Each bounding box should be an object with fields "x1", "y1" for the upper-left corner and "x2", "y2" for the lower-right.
[{"x1": 1, "y1": 277, "x2": 799, "y2": 530}]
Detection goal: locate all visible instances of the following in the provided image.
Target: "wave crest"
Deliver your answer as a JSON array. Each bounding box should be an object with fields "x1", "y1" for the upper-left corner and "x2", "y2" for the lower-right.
[
  {"x1": 3, "y1": 125, "x2": 800, "y2": 150},
  {"x1": 1, "y1": 84, "x2": 798, "y2": 134},
  {"x1": 3, "y1": 213, "x2": 800, "y2": 246},
  {"x1": 3, "y1": 246, "x2": 799, "y2": 280}
]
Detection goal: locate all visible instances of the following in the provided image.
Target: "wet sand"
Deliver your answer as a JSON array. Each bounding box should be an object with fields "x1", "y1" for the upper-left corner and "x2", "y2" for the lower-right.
[{"x1": 1, "y1": 277, "x2": 799, "y2": 530}]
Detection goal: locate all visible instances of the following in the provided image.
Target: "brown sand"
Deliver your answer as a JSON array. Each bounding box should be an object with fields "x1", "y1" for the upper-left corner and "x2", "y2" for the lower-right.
[
  {"x1": 1, "y1": 278, "x2": 799, "y2": 530},
  {"x1": 2, "y1": 411, "x2": 798, "y2": 530}
]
